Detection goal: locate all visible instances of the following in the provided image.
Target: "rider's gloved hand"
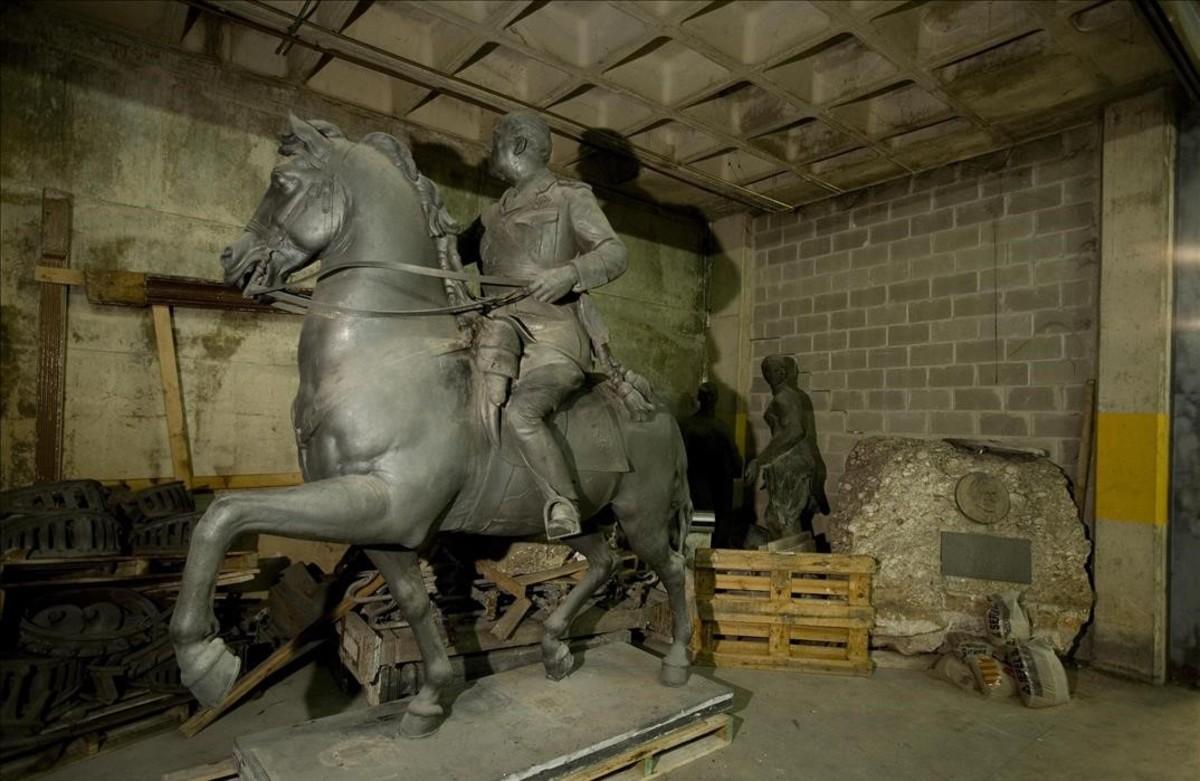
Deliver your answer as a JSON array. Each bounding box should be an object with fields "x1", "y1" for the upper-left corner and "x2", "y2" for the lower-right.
[{"x1": 529, "y1": 266, "x2": 579, "y2": 303}]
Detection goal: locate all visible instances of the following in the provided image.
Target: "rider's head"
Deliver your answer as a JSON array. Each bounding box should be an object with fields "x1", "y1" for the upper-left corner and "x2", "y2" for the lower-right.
[{"x1": 490, "y1": 112, "x2": 551, "y2": 185}]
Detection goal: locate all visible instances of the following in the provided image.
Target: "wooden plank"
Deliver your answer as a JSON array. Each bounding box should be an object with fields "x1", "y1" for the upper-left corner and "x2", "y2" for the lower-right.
[
  {"x1": 697, "y1": 652, "x2": 869, "y2": 675},
  {"x1": 693, "y1": 565, "x2": 716, "y2": 598},
  {"x1": 790, "y1": 578, "x2": 851, "y2": 596},
  {"x1": 559, "y1": 714, "x2": 731, "y2": 781},
  {"x1": 712, "y1": 573, "x2": 770, "y2": 592},
  {"x1": 846, "y1": 572, "x2": 870, "y2": 606},
  {"x1": 33, "y1": 264, "x2": 290, "y2": 314},
  {"x1": 789, "y1": 625, "x2": 849, "y2": 644},
  {"x1": 34, "y1": 265, "x2": 84, "y2": 285},
  {"x1": 151, "y1": 305, "x2": 194, "y2": 488},
  {"x1": 787, "y1": 644, "x2": 848, "y2": 661},
  {"x1": 34, "y1": 191, "x2": 72, "y2": 483},
  {"x1": 111, "y1": 473, "x2": 304, "y2": 491},
  {"x1": 696, "y1": 548, "x2": 875, "y2": 574},
  {"x1": 698, "y1": 605, "x2": 873, "y2": 629},
  {"x1": 161, "y1": 757, "x2": 238, "y2": 781},
  {"x1": 1, "y1": 550, "x2": 255, "y2": 568},
  {"x1": 767, "y1": 568, "x2": 790, "y2": 660},
  {"x1": 708, "y1": 620, "x2": 771, "y2": 639},
  {"x1": 709, "y1": 638, "x2": 769, "y2": 656},
  {"x1": 845, "y1": 626, "x2": 869, "y2": 664},
  {"x1": 87, "y1": 269, "x2": 148, "y2": 307},
  {"x1": 701, "y1": 596, "x2": 874, "y2": 621},
  {"x1": 1, "y1": 691, "x2": 190, "y2": 754},
  {"x1": 180, "y1": 573, "x2": 385, "y2": 737},
  {"x1": 490, "y1": 597, "x2": 532, "y2": 641},
  {"x1": 7, "y1": 569, "x2": 257, "y2": 592},
  {"x1": 769, "y1": 568, "x2": 790, "y2": 604},
  {"x1": 514, "y1": 560, "x2": 589, "y2": 586},
  {"x1": 145, "y1": 274, "x2": 286, "y2": 314},
  {"x1": 650, "y1": 721, "x2": 732, "y2": 777},
  {"x1": 474, "y1": 560, "x2": 527, "y2": 599}
]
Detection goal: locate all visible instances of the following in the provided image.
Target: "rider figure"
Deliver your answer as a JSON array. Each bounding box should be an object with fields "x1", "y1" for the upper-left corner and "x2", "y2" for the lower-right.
[{"x1": 481, "y1": 112, "x2": 628, "y2": 540}]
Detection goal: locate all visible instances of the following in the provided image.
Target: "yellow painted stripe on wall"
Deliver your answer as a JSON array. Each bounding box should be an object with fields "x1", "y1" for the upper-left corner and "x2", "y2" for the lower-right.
[{"x1": 1094, "y1": 411, "x2": 1170, "y2": 525}]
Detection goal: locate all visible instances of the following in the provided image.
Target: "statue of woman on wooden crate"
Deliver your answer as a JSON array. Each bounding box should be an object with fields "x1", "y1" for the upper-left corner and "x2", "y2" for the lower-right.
[{"x1": 746, "y1": 355, "x2": 830, "y2": 540}]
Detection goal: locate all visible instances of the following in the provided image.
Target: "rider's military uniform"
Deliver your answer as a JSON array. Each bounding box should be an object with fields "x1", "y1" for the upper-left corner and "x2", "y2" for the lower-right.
[
  {"x1": 479, "y1": 169, "x2": 627, "y2": 537},
  {"x1": 480, "y1": 170, "x2": 626, "y2": 368}
]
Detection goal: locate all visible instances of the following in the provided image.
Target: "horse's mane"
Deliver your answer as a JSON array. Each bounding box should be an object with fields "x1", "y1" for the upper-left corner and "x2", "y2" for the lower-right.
[
  {"x1": 278, "y1": 120, "x2": 457, "y2": 235},
  {"x1": 276, "y1": 118, "x2": 470, "y2": 309}
]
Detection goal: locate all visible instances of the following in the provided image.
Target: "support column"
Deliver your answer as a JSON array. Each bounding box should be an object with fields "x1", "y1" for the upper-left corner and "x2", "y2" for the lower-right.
[{"x1": 1093, "y1": 88, "x2": 1176, "y2": 682}]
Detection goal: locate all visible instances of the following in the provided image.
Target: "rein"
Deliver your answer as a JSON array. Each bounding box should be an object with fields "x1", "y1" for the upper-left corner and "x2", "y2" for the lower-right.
[
  {"x1": 251, "y1": 137, "x2": 531, "y2": 318},
  {"x1": 262, "y1": 261, "x2": 532, "y2": 317}
]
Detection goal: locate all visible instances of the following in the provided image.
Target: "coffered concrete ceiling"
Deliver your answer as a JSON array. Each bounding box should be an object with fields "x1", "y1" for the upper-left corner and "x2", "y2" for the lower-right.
[{"x1": 50, "y1": 1, "x2": 1175, "y2": 218}]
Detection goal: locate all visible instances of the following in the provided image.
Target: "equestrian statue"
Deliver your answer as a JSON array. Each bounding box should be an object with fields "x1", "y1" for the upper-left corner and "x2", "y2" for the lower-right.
[{"x1": 169, "y1": 112, "x2": 693, "y2": 738}]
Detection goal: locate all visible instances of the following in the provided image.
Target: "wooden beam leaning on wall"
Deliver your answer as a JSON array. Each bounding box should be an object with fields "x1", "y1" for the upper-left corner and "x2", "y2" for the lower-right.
[
  {"x1": 152, "y1": 305, "x2": 194, "y2": 488},
  {"x1": 34, "y1": 191, "x2": 72, "y2": 483},
  {"x1": 34, "y1": 265, "x2": 301, "y2": 491},
  {"x1": 32, "y1": 266, "x2": 289, "y2": 314}
]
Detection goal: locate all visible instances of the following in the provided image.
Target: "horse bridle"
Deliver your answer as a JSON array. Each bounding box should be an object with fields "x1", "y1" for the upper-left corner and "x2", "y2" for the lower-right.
[{"x1": 244, "y1": 142, "x2": 532, "y2": 318}]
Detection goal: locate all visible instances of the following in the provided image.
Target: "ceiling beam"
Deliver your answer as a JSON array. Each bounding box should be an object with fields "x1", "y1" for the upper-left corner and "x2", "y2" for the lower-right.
[
  {"x1": 286, "y1": 0, "x2": 374, "y2": 84},
  {"x1": 180, "y1": 0, "x2": 789, "y2": 213}
]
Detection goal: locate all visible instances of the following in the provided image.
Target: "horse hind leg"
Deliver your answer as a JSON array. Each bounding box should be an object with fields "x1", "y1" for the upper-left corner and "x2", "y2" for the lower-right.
[
  {"x1": 366, "y1": 548, "x2": 454, "y2": 738},
  {"x1": 541, "y1": 531, "x2": 618, "y2": 681},
  {"x1": 613, "y1": 497, "x2": 691, "y2": 687}
]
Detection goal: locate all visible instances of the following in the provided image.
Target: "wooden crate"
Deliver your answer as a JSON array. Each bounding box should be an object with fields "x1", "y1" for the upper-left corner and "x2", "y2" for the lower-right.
[
  {"x1": 338, "y1": 604, "x2": 652, "y2": 705},
  {"x1": 691, "y1": 548, "x2": 876, "y2": 676},
  {"x1": 562, "y1": 713, "x2": 732, "y2": 781}
]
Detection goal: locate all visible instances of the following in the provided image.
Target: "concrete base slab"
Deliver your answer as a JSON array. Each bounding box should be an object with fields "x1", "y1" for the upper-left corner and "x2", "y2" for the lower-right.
[{"x1": 234, "y1": 643, "x2": 732, "y2": 781}]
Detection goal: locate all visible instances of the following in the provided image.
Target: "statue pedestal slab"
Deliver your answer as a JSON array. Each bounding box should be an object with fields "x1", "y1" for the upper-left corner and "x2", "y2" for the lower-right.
[{"x1": 234, "y1": 642, "x2": 733, "y2": 781}]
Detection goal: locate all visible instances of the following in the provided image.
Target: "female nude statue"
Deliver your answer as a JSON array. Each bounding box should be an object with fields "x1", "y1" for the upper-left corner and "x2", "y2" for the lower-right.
[{"x1": 746, "y1": 355, "x2": 830, "y2": 539}]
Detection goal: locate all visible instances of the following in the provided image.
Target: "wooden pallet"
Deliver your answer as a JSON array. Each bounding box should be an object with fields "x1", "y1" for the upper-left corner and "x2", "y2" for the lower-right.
[
  {"x1": 0, "y1": 550, "x2": 257, "y2": 590},
  {"x1": 562, "y1": 713, "x2": 732, "y2": 781},
  {"x1": 1, "y1": 691, "x2": 192, "y2": 778},
  {"x1": 691, "y1": 548, "x2": 876, "y2": 676}
]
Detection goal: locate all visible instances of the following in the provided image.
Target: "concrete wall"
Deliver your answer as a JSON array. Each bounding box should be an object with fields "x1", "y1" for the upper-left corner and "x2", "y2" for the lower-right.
[
  {"x1": 0, "y1": 8, "x2": 707, "y2": 493},
  {"x1": 747, "y1": 125, "x2": 1100, "y2": 490}
]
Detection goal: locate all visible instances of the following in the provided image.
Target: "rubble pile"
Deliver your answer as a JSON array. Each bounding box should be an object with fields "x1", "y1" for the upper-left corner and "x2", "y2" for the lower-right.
[{"x1": 826, "y1": 437, "x2": 1093, "y2": 655}]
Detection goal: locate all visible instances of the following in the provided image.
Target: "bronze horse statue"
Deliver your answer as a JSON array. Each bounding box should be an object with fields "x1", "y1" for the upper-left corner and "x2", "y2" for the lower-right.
[{"x1": 170, "y1": 116, "x2": 693, "y2": 737}]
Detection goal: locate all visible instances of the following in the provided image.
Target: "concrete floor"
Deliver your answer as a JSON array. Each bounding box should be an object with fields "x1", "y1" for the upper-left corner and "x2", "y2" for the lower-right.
[{"x1": 35, "y1": 653, "x2": 1199, "y2": 781}]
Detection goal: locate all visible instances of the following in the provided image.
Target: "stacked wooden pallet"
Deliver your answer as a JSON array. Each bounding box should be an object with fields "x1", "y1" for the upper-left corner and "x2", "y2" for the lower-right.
[
  {"x1": 691, "y1": 548, "x2": 876, "y2": 676},
  {"x1": 0, "y1": 480, "x2": 261, "y2": 778}
]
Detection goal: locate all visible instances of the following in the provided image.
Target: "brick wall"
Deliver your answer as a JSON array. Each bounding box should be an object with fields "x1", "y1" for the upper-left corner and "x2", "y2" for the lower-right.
[{"x1": 748, "y1": 124, "x2": 1099, "y2": 495}]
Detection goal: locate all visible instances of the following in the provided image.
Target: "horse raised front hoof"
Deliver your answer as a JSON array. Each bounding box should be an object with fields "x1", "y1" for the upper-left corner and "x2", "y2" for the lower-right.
[
  {"x1": 543, "y1": 643, "x2": 575, "y2": 681},
  {"x1": 177, "y1": 636, "x2": 241, "y2": 707},
  {"x1": 659, "y1": 662, "x2": 689, "y2": 687}
]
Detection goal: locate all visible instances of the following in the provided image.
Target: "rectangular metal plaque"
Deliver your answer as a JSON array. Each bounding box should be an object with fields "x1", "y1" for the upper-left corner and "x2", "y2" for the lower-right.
[{"x1": 940, "y1": 531, "x2": 1032, "y2": 583}]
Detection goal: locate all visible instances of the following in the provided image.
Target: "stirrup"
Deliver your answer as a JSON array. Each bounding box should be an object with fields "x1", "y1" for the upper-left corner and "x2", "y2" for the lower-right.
[{"x1": 544, "y1": 497, "x2": 582, "y2": 540}]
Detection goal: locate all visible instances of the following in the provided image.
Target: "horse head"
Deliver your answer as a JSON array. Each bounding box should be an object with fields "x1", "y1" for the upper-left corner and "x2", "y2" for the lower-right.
[{"x1": 222, "y1": 114, "x2": 349, "y2": 297}]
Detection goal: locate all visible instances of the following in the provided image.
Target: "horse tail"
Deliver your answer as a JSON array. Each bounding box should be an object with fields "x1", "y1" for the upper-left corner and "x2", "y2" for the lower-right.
[{"x1": 670, "y1": 425, "x2": 693, "y2": 556}]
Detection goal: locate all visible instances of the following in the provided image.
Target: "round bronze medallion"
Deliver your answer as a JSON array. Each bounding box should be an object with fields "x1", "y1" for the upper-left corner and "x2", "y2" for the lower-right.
[{"x1": 955, "y1": 472, "x2": 1010, "y2": 524}]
